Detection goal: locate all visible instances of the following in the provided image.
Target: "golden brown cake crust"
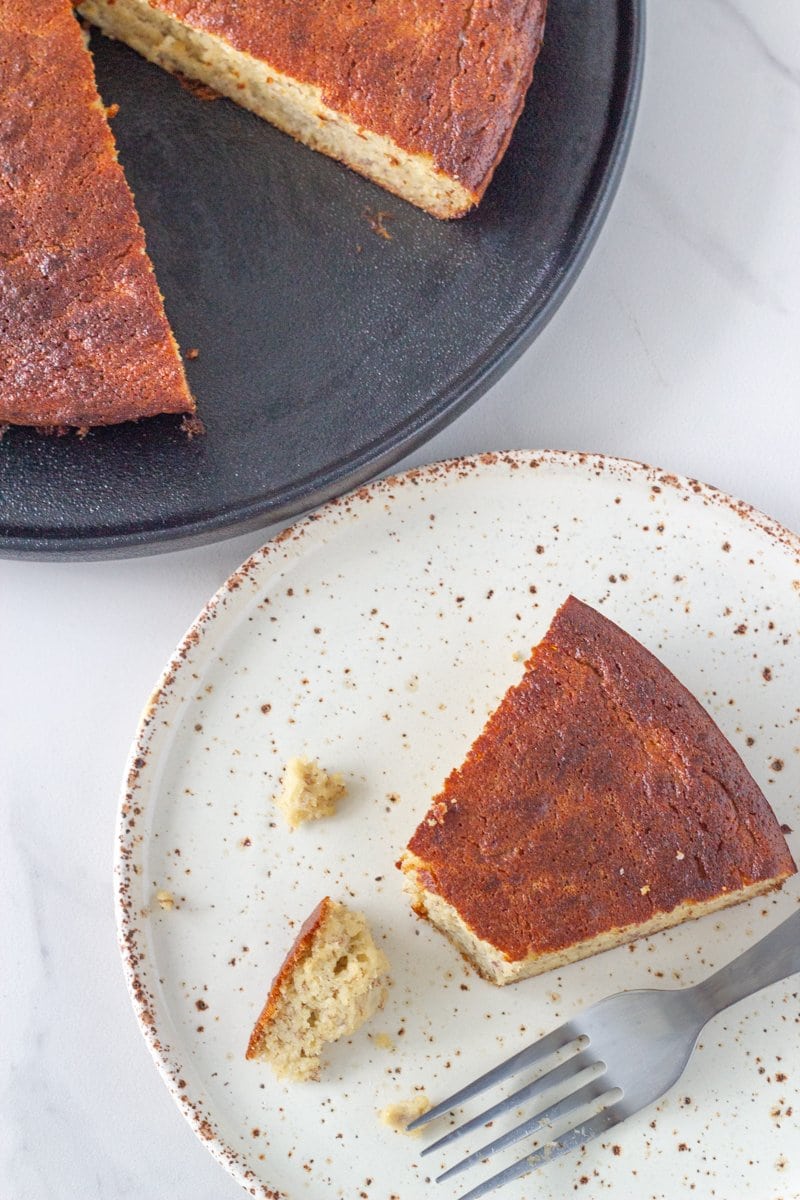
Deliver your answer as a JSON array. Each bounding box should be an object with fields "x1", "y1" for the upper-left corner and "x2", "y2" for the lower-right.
[
  {"x1": 0, "y1": 0, "x2": 193, "y2": 427},
  {"x1": 144, "y1": 0, "x2": 547, "y2": 198},
  {"x1": 245, "y1": 896, "x2": 331, "y2": 1059},
  {"x1": 405, "y1": 597, "x2": 796, "y2": 964}
]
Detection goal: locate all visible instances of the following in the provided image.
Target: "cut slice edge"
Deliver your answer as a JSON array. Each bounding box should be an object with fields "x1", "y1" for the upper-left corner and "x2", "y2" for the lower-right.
[
  {"x1": 400, "y1": 850, "x2": 793, "y2": 985},
  {"x1": 77, "y1": 0, "x2": 479, "y2": 218}
]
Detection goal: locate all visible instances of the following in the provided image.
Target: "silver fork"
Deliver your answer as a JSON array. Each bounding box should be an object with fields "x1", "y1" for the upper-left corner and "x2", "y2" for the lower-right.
[{"x1": 409, "y1": 907, "x2": 800, "y2": 1200}]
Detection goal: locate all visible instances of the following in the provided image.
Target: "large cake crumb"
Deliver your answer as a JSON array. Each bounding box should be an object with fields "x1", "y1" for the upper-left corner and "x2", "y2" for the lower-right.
[{"x1": 273, "y1": 757, "x2": 346, "y2": 830}]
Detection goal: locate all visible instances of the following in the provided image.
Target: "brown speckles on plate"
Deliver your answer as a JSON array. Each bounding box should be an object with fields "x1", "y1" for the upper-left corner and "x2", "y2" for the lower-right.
[{"x1": 116, "y1": 451, "x2": 800, "y2": 1200}]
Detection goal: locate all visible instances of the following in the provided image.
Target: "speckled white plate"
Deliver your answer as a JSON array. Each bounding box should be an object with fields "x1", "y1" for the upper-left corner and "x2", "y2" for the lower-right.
[{"x1": 117, "y1": 450, "x2": 800, "y2": 1200}]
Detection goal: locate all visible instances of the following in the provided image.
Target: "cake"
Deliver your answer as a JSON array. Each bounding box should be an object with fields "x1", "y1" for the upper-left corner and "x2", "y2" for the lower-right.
[
  {"x1": 246, "y1": 897, "x2": 390, "y2": 1081},
  {"x1": 76, "y1": 0, "x2": 548, "y2": 218},
  {"x1": 3, "y1": 2, "x2": 546, "y2": 429},
  {"x1": 273, "y1": 758, "x2": 347, "y2": 830},
  {"x1": 399, "y1": 596, "x2": 796, "y2": 985},
  {"x1": 0, "y1": 0, "x2": 194, "y2": 429}
]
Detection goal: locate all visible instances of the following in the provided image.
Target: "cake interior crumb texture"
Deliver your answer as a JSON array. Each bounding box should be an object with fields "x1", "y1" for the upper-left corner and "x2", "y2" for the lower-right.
[
  {"x1": 274, "y1": 757, "x2": 347, "y2": 830},
  {"x1": 400, "y1": 596, "x2": 796, "y2": 985},
  {"x1": 0, "y1": 0, "x2": 193, "y2": 427},
  {"x1": 77, "y1": 0, "x2": 547, "y2": 218},
  {"x1": 246, "y1": 898, "x2": 390, "y2": 1081}
]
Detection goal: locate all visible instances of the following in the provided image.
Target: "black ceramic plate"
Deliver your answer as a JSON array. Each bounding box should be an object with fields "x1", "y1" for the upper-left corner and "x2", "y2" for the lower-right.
[{"x1": 0, "y1": 0, "x2": 643, "y2": 560}]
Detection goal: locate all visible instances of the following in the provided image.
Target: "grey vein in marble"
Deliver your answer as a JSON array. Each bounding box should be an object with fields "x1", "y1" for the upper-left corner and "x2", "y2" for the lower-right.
[{"x1": 711, "y1": 0, "x2": 800, "y2": 89}]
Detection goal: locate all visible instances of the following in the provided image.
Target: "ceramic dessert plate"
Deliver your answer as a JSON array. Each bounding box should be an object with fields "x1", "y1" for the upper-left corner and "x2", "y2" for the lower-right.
[{"x1": 117, "y1": 451, "x2": 800, "y2": 1199}]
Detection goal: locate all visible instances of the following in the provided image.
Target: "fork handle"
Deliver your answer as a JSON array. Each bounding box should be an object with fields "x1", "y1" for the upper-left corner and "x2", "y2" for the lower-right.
[{"x1": 693, "y1": 906, "x2": 800, "y2": 1018}]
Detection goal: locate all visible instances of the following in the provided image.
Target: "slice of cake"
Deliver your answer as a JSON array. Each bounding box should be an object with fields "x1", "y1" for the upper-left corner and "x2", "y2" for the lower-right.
[
  {"x1": 76, "y1": 0, "x2": 548, "y2": 218},
  {"x1": 399, "y1": 596, "x2": 796, "y2": 985},
  {"x1": 246, "y1": 897, "x2": 390, "y2": 1081},
  {"x1": 273, "y1": 757, "x2": 347, "y2": 830},
  {"x1": 0, "y1": 0, "x2": 194, "y2": 428}
]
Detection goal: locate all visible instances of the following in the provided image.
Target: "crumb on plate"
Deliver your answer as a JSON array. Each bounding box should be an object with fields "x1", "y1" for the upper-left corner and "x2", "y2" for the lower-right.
[
  {"x1": 274, "y1": 757, "x2": 347, "y2": 830},
  {"x1": 379, "y1": 1093, "x2": 431, "y2": 1133}
]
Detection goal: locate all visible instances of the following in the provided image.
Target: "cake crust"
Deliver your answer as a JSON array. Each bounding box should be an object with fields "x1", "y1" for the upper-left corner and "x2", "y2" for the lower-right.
[
  {"x1": 146, "y1": 0, "x2": 547, "y2": 195},
  {"x1": 246, "y1": 897, "x2": 331, "y2": 1060},
  {"x1": 0, "y1": 0, "x2": 193, "y2": 427},
  {"x1": 401, "y1": 597, "x2": 796, "y2": 982}
]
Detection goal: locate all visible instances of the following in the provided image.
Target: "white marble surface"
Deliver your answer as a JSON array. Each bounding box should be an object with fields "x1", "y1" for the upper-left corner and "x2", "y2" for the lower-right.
[{"x1": 3, "y1": 2, "x2": 800, "y2": 1197}]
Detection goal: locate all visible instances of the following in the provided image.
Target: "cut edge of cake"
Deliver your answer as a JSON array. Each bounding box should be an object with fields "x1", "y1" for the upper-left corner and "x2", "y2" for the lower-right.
[
  {"x1": 78, "y1": 0, "x2": 484, "y2": 218},
  {"x1": 400, "y1": 850, "x2": 791, "y2": 985}
]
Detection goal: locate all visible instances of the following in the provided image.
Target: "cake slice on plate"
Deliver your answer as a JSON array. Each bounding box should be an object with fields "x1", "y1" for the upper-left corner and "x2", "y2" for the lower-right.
[
  {"x1": 246, "y1": 897, "x2": 390, "y2": 1081},
  {"x1": 399, "y1": 596, "x2": 795, "y2": 984},
  {"x1": 0, "y1": 0, "x2": 193, "y2": 429},
  {"x1": 76, "y1": 0, "x2": 548, "y2": 218}
]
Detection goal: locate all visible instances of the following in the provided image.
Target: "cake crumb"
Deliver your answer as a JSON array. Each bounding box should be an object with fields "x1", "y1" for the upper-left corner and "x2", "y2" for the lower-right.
[
  {"x1": 274, "y1": 758, "x2": 347, "y2": 830},
  {"x1": 181, "y1": 413, "x2": 206, "y2": 438},
  {"x1": 364, "y1": 208, "x2": 394, "y2": 240},
  {"x1": 156, "y1": 889, "x2": 175, "y2": 911},
  {"x1": 372, "y1": 1032, "x2": 395, "y2": 1052},
  {"x1": 379, "y1": 1093, "x2": 431, "y2": 1133},
  {"x1": 176, "y1": 72, "x2": 221, "y2": 100}
]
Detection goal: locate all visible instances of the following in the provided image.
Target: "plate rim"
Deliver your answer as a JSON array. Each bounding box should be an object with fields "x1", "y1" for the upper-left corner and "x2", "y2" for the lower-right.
[
  {"x1": 115, "y1": 447, "x2": 800, "y2": 1199},
  {"x1": 5, "y1": 0, "x2": 645, "y2": 562}
]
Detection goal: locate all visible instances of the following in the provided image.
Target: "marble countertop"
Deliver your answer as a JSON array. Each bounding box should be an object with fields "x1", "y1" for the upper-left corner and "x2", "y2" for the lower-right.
[{"x1": 4, "y1": 2, "x2": 800, "y2": 1197}]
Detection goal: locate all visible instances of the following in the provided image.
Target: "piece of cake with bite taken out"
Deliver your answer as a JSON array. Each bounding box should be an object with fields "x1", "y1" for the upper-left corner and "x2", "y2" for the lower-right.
[{"x1": 246, "y1": 897, "x2": 390, "y2": 1080}]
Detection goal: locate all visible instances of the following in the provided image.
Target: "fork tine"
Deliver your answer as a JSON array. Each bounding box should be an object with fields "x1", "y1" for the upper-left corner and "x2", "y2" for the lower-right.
[
  {"x1": 452, "y1": 1106, "x2": 623, "y2": 1200},
  {"x1": 435, "y1": 1075, "x2": 614, "y2": 1183},
  {"x1": 407, "y1": 1022, "x2": 577, "y2": 1131},
  {"x1": 421, "y1": 1047, "x2": 597, "y2": 1157}
]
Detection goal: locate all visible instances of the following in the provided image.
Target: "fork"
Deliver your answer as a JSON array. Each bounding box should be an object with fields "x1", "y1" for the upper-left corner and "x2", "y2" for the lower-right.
[{"x1": 408, "y1": 906, "x2": 800, "y2": 1200}]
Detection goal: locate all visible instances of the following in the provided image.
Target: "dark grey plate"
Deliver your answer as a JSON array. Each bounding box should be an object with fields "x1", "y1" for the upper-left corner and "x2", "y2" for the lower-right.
[{"x1": 0, "y1": 0, "x2": 643, "y2": 560}]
